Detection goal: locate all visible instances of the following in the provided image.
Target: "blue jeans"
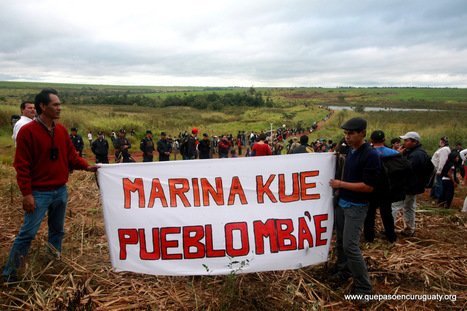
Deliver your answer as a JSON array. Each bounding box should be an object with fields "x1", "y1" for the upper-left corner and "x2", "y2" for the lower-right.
[
  {"x1": 3, "y1": 185, "x2": 68, "y2": 280},
  {"x1": 335, "y1": 203, "x2": 372, "y2": 294}
]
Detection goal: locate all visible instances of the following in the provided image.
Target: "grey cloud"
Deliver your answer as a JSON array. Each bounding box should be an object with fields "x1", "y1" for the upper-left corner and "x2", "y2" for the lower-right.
[{"x1": 0, "y1": 0, "x2": 466, "y2": 87}]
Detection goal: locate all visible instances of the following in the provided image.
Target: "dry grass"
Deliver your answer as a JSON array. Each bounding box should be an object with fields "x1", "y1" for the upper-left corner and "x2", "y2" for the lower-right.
[{"x1": 1, "y1": 166, "x2": 466, "y2": 310}]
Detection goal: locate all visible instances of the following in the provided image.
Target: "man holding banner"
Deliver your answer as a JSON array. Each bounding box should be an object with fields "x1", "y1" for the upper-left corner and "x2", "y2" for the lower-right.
[
  {"x1": 3, "y1": 89, "x2": 98, "y2": 284},
  {"x1": 329, "y1": 117, "x2": 380, "y2": 300}
]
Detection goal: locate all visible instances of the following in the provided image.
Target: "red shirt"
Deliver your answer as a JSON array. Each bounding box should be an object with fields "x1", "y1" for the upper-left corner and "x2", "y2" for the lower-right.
[
  {"x1": 14, "y1": 120, "x2": 90, "y2": 195},
  {"x1": 252, "y1": 142, "x2": 272, "y2": 156}
]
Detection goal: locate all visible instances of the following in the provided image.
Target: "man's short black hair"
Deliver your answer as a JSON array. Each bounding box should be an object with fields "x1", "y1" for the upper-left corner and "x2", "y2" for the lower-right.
[
  {"x1": 20, "y1": 101, "x2": 34, "y2": 111},
  {"x1": 391, "y1": 137, "x2": 401, "y2": 145},
  {"x1": 35, "y1": 89, "x2": 58, "y2": 115},
  {"x1": 300, "y1": 135, "x2": 309, "y2": 144}
]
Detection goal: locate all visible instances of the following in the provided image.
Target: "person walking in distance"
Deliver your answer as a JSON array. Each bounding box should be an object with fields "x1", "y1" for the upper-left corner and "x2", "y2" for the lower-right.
[{"x1": 3, "y1": 89, "x2": 98, "y2": 284}]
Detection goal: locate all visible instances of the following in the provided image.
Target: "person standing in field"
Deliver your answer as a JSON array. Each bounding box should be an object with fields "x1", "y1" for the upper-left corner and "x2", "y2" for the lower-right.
[
  {"x1": 182, "y1": 128, "x2": 199, "y2": 160},
  {"x1": 453, "y1": 142, "x2": 465, "y2": 180},
  {"x1": 114, "y1": 129, "x2": 132, "y2": 163},
  {"x1": 3, "y1": 89, "x2": 98, "y2": 284},
  {"x1": 12, "y1": 101, "x2": 36, "y2": 147},
  {"x1": 218, "y1": 135, "x2": 232, "y2": 159},
  {"x1": 391, "y1": 132, "x2": 430, "y2": 237},
  {"x1": 140, "y1": 130, "x2": 155, "y2": 162},
  {"x1": 288, "y1": 137, "x2": 300, "y2": 154},
  {"x1": 291, "y1": 135, "x2": 314, "y2": 153},
  {"x1": 329, "y1": 117, "x2": 380, "y2": 302},
  {"x1": 390, "y1": 137, "x2": 401, "y2": 150},
  {"x1": 70, "y1": 127, "x2": 84, "y2": 157},
  {"x1": 87, "y1": 131, "x2": 93, "y2": 147},
  {"x1": 156, "y1": 131, "x2": 172, "y2": 162},
  {"x1": 91, "y1": 131, "x2": 109, "y2": 164},
  {"x1": 198, "y1": 133, "x2": 211, "y2": 159},
  {"x1": 251, "y1": 133, "x2": 272, "y2": 156},
  {"x1": 430, "y1": 136, "x2": 451, "y2": 199},
  {"x1": 438, "y1": 151, "x2": 460, "y2": 209},
  {"x1": 363, "y1": 130, "x2": 399, "y2": 243}
]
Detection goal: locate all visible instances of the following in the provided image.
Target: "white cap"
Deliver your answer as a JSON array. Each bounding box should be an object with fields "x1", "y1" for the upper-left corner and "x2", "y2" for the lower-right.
[{"x1": 400, "y1": 131, "x2": 420, "y2": 141}]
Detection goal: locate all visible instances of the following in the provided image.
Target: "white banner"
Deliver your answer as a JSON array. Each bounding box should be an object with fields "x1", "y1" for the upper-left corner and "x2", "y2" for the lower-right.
[{"x1": 97, "y1": 153, "x2": 335, "y2": 276}]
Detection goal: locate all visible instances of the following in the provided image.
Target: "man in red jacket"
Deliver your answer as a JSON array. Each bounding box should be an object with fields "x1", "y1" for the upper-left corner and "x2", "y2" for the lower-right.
[{"x1": 3, "y1": 89, "x2": 98, "y2": 285}]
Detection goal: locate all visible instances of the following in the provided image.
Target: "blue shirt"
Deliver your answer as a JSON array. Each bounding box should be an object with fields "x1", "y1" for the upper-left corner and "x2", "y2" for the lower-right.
[{"x1": 375, "y1": 146, "x2": 399, "y2": 157}]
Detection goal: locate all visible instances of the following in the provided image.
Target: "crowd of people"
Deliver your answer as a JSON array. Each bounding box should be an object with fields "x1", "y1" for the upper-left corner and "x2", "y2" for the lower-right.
[{"x1": 5, "y1": 89, "x2": 467, "y2": 307}]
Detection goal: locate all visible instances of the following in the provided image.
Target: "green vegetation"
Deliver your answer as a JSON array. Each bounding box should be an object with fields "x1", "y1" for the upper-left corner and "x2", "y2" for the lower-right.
[{"x1": 1, "y1": 82, "x2": 466, "y2": 164}]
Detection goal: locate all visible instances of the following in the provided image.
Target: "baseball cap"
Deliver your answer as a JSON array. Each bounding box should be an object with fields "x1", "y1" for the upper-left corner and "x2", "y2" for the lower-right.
[
  {"x1": 400, "y1": 131, "x2": 420, "y2": 141},
  {"x1": 203, "y1": 133, "x2": 208, "y2": 137},
  {"x1": 341, "y1": 117, "x2": 367, "y2": 130},
  {"x1": 146, "y1": 130, "x2": 153, "y2": 134},
  {"x1": 97, "y1": 131, "x2": 103, "y2": 135},
  {"x1": 440, "y1": 136, "x2": 449, "y2": 144},
  {"x1": 192, "y1": 128, "x2": 200, "y2": 134},
  {"x1": 161, "y1": 131, "x2": 166, "y2": 136},
  {"x1": 119, "y1": 129, "x2": 126, "y2": 133},
  {"x1": 370, "y1": 130, "x2": 385, "y2": 142},
  {"x1": 71, "y1": 127, "x2": 78, "y2": 131}
]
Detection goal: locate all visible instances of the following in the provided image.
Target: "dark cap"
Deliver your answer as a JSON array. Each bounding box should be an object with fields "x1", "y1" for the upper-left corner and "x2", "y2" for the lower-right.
[
  {"x1": 119, "y1": 129, "x2": 126, "y2": 133},
  {"x1": 146, "y1": 130, "x2": 152, "y2": 134},
  {"x1": 203, "y1": 133, "x2": 208, "y2": 137},
  {"x1": 370, "y1": 130, "x2": 385, "y2": 142},
  {"x1": 341, "y1": 117, "x2": 367, "y2": 131},
  {"x1": 160, "y1": 131, "x2": 166, "y2": 136},
  {"x1": 440, "y1": 136, "x2": 449, "y2": 144},
  {"x1": 71, "y1": 127, "x2": 78, "y2": 132},
  {"x1": 456, "y1": 142, "x2": 462, "y2": 146},
  {"x1": 97, "y1": 131, "x2": 103, "y2": 135}
]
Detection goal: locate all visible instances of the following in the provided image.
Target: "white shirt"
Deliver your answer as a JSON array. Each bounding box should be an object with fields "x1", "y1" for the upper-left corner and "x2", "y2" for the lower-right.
[
  {"x1": 460, "y1": 149, "x2": 467, "y2": 165},
  {"x1": 432, "y1": 146, "x2": 451, "y2": 174},
  {"x1": 12, "y1": 116, "x2": 34, "y2": 146},
  {"x1": 88, "y1": 133, "x2": 93, "y2": 140}
]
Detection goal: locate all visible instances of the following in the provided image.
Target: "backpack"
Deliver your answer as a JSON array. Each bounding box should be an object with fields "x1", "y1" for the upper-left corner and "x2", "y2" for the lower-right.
[
  {"x1": 358, "y1": 146, "x2": 412, "y2": 203},
  {"x1": 421, "y1": 156, "x2": 436, "y2": 188},
  {"x1": 379, "y1": 153, "x2": 413, "y2": 202},
  {"x1": 179, "y1": 136, "x2": 189, "y2": 157}
]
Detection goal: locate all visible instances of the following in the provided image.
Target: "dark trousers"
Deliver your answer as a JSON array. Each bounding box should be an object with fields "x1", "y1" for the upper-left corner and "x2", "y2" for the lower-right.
[
  {"x1": 335, "y1": 204, "x2": 372, "y2": 294},
  {"x1": 439, "y1": 179, "x2": 455, "y2": 208},
  {"x1": 96, "y1": 155, "x2": 109, "y2": 164},
  {"x1": 143, "y1": 154, "x2": 153, "y2": 162},
  {"x1": 364, "y1": 198, "x2": 397, "y2": 243}
]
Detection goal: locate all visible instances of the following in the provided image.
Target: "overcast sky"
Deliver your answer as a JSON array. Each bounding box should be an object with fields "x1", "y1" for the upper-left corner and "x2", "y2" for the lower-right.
[{"x1": 1, "y1": 0, "x2": 466, "y2": 87}]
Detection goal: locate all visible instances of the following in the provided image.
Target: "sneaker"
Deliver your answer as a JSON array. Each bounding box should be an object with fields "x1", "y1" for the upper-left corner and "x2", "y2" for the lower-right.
[
  {"x1": 329, "y1": 272, "x2": 351, "y2": 284},
  {"x1": 398, "y1": 228, "x2": 415, "y2": 237}
]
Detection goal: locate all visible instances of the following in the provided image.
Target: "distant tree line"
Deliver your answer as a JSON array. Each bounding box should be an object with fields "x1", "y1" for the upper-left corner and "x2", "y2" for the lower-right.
[{"x1": 64, "y1": 88, "x2": 274, "y2": 110}]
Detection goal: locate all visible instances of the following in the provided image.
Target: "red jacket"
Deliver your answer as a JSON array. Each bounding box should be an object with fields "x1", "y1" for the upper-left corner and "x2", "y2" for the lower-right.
[{"x1": 14, "y1": 120, "x2": 90, "y2": 195}]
